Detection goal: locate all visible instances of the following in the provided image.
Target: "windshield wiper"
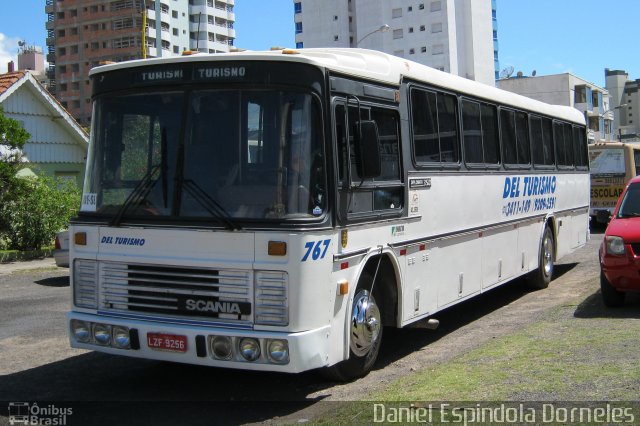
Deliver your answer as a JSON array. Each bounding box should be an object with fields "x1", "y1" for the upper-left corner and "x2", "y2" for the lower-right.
[
  {"x1": 182, "y1": 180, "x2": 240, "y2": 230},
  {"x1": 110, "y1": 164, "x2": 160, "y2": 227}
]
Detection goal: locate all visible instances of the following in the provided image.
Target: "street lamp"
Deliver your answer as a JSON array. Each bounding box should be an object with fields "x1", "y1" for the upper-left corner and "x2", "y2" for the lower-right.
[{"x1": 356, "y1": 24, "x2": 390, "y2": 47}]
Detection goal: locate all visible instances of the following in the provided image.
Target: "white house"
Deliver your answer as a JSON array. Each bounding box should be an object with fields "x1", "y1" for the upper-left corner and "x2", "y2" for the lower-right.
[{"x1": 0, "y1": 70, "x2": 88, "y2": 187}]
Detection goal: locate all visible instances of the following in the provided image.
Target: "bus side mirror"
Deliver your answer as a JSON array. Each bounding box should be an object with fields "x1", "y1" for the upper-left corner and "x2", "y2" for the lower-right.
[{"x1": 354, "y1": 120, "x2": 381, "y2": 179}]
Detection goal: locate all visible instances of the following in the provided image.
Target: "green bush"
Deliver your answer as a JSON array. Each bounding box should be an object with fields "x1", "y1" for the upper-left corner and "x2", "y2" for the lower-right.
[{"x1": 0, "y1": 175, "x2": 80, "y2": 251}]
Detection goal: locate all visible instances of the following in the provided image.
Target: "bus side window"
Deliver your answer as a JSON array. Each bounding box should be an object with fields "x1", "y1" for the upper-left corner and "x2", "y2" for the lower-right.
[
  {"x1": 572, "y1": 126, "x2": 588, "y2": 169},
  {"x1": 634, "y1": 149, "x2": 640, "y2": 176}
]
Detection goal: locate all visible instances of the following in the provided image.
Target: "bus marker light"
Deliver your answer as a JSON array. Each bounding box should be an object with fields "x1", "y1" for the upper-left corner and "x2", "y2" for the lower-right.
[
  {"x1": 419, "y1": 244, "x2": 426, "y2": 251},
  {"x1": 74, "y1": 232, "x2": 87, "y2": 246},
  {"x1": 340, "y1": 262, "x2": 349, "y2": 270},
  {"x1": 268, "y1": 241, "x2": 287, "y2": 256},
  {"x1": 400, "y1": 249, "x2": 407, "y2": 256},
  {"x1": 338, "y1": 280, "x2": 349, "y2": 295}
]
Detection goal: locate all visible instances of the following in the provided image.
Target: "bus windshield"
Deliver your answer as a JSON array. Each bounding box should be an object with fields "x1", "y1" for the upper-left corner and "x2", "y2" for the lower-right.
[
  {"x1": 82, "y1": 89, "x2": 325, "y2": 224},
  {"x1": 590, "y1": 148, "x2": 625, "y2": 176}
]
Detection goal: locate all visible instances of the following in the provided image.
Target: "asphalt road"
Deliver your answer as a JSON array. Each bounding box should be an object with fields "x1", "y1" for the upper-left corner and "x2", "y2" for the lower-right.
[{"x1": 0, "y1": 231, "x2": 625, "y2": 425}]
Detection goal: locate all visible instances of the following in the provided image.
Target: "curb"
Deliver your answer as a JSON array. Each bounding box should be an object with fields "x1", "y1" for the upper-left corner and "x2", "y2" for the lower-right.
[{"x1": 0, "y1": 249, "x2": 53, "y2": 264}]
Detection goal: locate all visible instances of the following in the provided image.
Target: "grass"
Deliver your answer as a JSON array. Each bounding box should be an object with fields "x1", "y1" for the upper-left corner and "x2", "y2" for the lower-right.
[{"x1": 315, "y1": 299, "x2": 640, "y2": 424}]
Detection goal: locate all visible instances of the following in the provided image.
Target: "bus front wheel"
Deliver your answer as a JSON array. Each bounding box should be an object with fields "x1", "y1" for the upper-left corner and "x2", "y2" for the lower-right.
[
  {"x1": 321, "y1": 273, "x2": 383, "y2": 381},
  {"x1": 527, "y1": 225, "x2": 554, "y2": 290}
]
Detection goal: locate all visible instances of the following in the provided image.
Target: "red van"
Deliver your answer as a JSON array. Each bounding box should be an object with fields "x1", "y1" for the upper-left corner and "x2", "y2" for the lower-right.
[{"x1": 599, "y1": 175, "x2": 640, "y2": 306}]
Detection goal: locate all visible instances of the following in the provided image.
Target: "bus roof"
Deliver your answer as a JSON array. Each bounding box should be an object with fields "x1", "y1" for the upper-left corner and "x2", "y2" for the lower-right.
[{"x1": 89, "y1": 48, "x2": 585, "y2": 125}]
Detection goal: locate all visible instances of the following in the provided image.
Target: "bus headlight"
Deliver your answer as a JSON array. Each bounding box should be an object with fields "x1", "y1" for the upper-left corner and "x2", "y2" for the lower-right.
[
  {"x1": 71, "y1": 320, "x2": 91, "y2": 343},
  {"x1": 210, "y1": 336, "x2": 233, "y2": 360},
  {"x1": 238, "y1": 338, "x2": 261, "y2": 362},
  {"x1": 267, "y1": 339, "x2": 289, "y2": 364},
  {"x1": 92, "y1": 323, "x2": 112, "y2": 346},
  {"x1": 112, "y1": 326, "x2": 131, "y2": 349}
]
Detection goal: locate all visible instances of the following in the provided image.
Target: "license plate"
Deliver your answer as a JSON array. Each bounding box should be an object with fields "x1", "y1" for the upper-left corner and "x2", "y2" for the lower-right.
[{"x1": 147, "y1": 333, "x2": 188, "y2": 353}]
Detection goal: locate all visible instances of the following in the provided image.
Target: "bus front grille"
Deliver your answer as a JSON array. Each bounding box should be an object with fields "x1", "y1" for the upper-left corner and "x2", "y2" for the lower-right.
[{"x1": 99, "y1": 262, "x2": 252, "y2": 324}]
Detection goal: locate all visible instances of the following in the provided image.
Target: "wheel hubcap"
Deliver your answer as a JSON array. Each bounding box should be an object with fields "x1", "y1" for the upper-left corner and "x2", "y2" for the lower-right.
[
  {"x1": 543, "y1": 234, "x2": 553, "y2": 276},
  {"x1": 350, "y1": 290, "x2": 381, "y2": 357}
]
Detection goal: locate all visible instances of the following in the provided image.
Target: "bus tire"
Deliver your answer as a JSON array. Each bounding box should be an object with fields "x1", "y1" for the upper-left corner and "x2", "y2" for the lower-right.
[
  {"x1": 600, "y1": 271, "x2": 625, "y2": 307},
  {"x1": 527, "y1": 225, "x2": 554, "y2": 290},
  {"x1": 321, "y1": 272, "x2": 383, "y2": 382}
]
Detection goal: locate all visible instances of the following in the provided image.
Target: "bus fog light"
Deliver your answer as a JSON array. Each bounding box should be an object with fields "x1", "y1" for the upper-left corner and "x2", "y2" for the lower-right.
[
  {"x1": 211, "y1": 336, "x2": 233, "y2": 360},
  {"x1": 112, "y1": 326, "x2": 131, "y2": 349},
  {"x1": 267, "y1": 339, "x2": 289, "y2": 364},
  {"x1": 71, "y1": 320, "x2": 91, "y2": 343},
  {"x1": 93, "y1": 323, "x2": 112, "y2": 346},
  {"x1": 238, "y1": 338, "x2": 261, "y2": 362}
]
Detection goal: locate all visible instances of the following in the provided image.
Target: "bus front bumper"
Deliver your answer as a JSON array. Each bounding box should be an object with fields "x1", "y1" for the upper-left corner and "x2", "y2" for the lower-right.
[{"x1": 67, "y1": 312, "x2": 330, "y2": 373}]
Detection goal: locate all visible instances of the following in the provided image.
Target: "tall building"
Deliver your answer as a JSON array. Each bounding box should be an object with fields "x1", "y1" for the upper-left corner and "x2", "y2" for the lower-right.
[
  {"x1": 45, "y1": 0, "x2": 235, "y2": 126},
  {"x1": 293, "y1": 0, "x2": 497, "y2": 86},
  {"x1": 606, "y1": 69, "x2": 640, "y2": 141},
  {"x1": 497, "y1": 73, "x2": 614, "y2": 143}
]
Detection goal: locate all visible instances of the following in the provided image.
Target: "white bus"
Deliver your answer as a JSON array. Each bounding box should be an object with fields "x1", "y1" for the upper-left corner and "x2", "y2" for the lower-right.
[{"x1": 68, "y1": 48, "x2": 589, "y2": 381}]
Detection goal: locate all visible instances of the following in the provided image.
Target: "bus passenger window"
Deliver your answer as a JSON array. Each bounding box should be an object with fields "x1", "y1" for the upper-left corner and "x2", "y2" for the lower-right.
[{"x1": 410, "y1": 88, "x2": 459, "y2": 165}]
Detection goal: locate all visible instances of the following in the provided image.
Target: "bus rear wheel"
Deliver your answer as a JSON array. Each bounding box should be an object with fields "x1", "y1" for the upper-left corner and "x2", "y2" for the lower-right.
[
  {"x1": 321, "y1": 273, "x2": 383, "y2": 382},
  {"x1": 527, "y1": 225, "x2": 554, "y2": 290}
]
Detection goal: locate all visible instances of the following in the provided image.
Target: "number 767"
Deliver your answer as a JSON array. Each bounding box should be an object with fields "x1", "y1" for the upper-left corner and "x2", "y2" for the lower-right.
[{"x1": 302, "y1": 239, "x2": 331, "y2": 261}]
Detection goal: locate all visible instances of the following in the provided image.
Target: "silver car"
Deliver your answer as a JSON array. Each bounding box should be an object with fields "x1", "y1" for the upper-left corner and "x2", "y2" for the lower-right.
[{"x1": 53, "y1": 230, "x2": 69, "y2": 268}]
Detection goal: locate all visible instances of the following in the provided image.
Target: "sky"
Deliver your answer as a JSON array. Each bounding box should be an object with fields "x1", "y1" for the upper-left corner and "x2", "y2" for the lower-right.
[{"x1": 0, "y1": 0, "x2": 638, "y2": 88}]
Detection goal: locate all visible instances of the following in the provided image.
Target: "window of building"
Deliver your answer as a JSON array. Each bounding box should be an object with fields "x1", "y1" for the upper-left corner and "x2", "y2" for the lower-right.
[
  {"x1": 59, "y1": 65, "x2": 67, "y2": 73},
  {"x1": 59, "y1": 47, "x2": 66, "y2": 56},
  {"x1": 295, "y1": 22, "x2": 303, "y2": 33},
  {"x1": 393, "y1": 29, "x2": 403, "y2": 39},
  {"x1": 296, "y1": 42, "x2": 304, "y2": 48},
  {"x1": 409, "y1": 48, "x2": 415, "y2": 54},
  {"x1": 392, "y1": 8, "x2": 402, "y2": 18},
  {"x1": 575, "y1": 86, "x2": 587, "y2": 104},
  {"x1": 409, "y1": 27, "x2": 414, "y2": 33},
  {"x1": 173, "y1": 46, "x2": 179, "y2": 53},
  {"x1": 419, "y1": 3, "x2": 425, "y2": 10},
  {"x1": 173, "y1": 28, "x2": 178, "y2": 36},
  {"x1": 432, "y1": 44, "x2": 443, "y2": 54},
  {"x1": 172, "y1": 10, "x2": 178, "y2": 18},
  {"x1": 294, "y1": 2, "x2": 301, "y2": 14},
  {"x1": 408, "y1": 6, "x2": 413, "y2": 12},
  {"x1": 72, "y1": 82, "x2": 80, "y2": 90},
  {"x1": 334, "y1": 35, "x2": 339, "y2": 41},
  {"x1": 421, "y1": 46, "x2": 426, "y2": 53},
  {"x1": 420, "y1": 25, "x2": 426, "y2": 31},
  {"x1": 90, "y1": 5, "x2": 98, "y2": 13},
  {"x1": 393, "y1": 50, "x2": 405, "y2": 58},
  {"x1": 71, "y1": 63, "x2": 80, "y2": 72},
  {"x1": 91, "y1": 42, "x2": 99, "y2": 50},
  {"x1": 432, "y1": 22, "x2": 442, "y2": 33},
  {"x1": 334, "y1": 15, "x2": 338, "y2": 20},
  {"x1": 431, "y1": 1, "x2": 442, "y2": 12},
  {"x1": 70, "y1": 9, "x2": 78, "y2": 17},
  {"x1": 56, "y1": 12, "x2": 64, "y2": 19}
]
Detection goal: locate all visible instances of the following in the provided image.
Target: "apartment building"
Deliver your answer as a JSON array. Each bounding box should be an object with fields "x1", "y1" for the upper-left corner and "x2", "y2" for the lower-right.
[
  {"x1": 293, "y1": 0, "x2": 498, "y2": 86},
  {"x1": 498, "y1": 73, "x2": 614, "y2": 143},
  {"x1": 45, "y1": 0, "x2": 235, "y2": 126},
  {"x1": 606, "y1": 69, "x2": 640, "y2": 141}
]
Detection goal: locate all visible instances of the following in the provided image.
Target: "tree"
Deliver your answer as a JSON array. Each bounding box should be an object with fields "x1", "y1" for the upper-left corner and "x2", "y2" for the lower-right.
[
  {"x1": 0, "y1": 107, "x2": 30, "y2": 236},
  {"x1": 0, "y1": 107, "x2": 80, "y2": 251},
  {"x1": 0, "y1": 175, "x2": 80, "y2": 250}
]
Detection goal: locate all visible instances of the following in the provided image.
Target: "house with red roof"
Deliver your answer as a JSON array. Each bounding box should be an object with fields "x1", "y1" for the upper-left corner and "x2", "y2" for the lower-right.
[{"x1": 0, "y1": 70, "x2": 88, "y2": 186}]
